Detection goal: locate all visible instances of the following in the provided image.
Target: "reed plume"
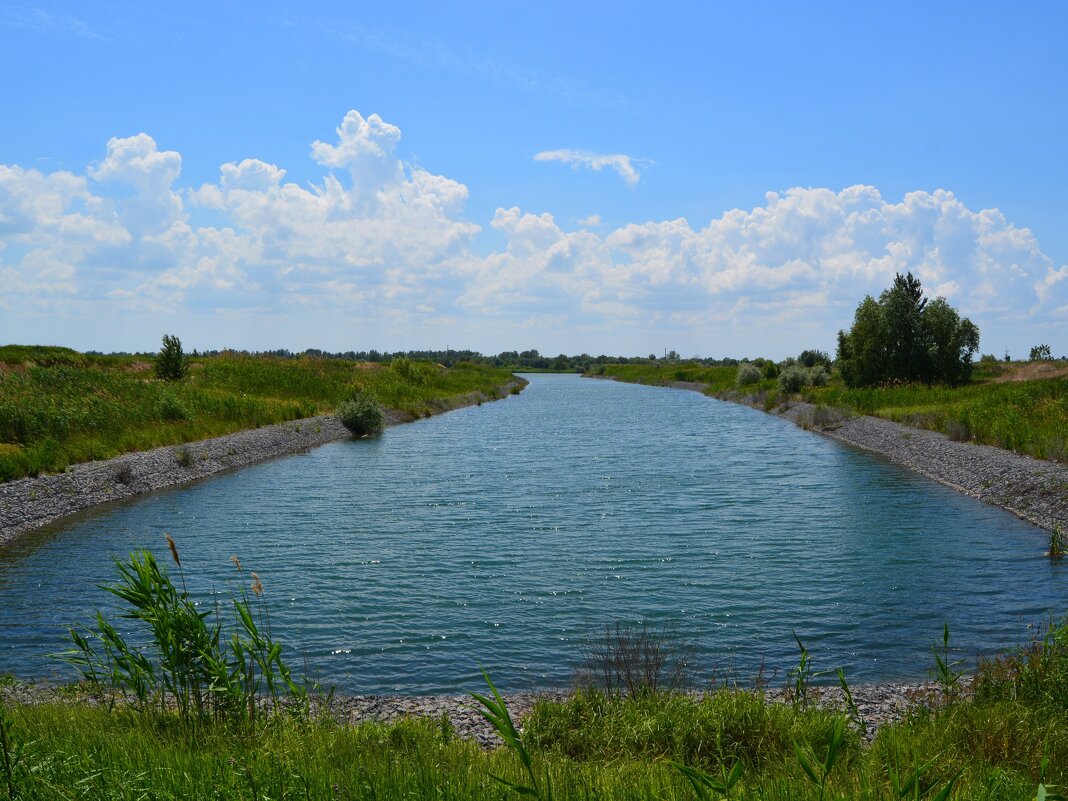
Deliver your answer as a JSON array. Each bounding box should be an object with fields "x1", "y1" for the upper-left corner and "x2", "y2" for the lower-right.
[{"x1": 164, "y1": 533, "x2": 180, "y2": 568}]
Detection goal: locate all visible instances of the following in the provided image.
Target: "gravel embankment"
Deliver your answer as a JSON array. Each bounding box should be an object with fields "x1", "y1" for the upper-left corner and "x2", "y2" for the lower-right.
[
  {"x1": 0, "y1": 381, "x2": 524, "y2": 548},
  {"x1": 0, "y1": 680, "x2": 950, "y2": 747}
]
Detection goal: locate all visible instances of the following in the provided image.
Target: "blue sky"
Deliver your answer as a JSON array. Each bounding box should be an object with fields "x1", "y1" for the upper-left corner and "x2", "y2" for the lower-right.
[{"x1": 1, "y1": 1, "x2": 1066, "y2": 357}]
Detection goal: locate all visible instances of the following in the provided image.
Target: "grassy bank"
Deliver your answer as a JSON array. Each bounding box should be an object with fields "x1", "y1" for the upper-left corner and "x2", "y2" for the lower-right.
[
  {"x1": 0, "y1": 346, "x2": 519, "y2": 482},
  {"x1": 2, "y1": 655, "x2": 1066, "y2": 799},
  {"x1": 587, "y1": 361, "x2": 1068, "y2": 464},
  {"x1": 804, "y1": 378, "x2": 1068, "y2": 462}
]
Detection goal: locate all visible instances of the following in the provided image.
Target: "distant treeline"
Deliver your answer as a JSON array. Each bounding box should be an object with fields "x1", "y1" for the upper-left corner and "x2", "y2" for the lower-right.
[{"x1": 87, "y1": 347, "x2": 746, "y2": 371}]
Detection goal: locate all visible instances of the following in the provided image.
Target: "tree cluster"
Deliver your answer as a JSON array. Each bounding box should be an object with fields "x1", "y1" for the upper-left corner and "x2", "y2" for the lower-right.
[{"x1": 836, "y1": 273, "x2": 979, "y2": 387}]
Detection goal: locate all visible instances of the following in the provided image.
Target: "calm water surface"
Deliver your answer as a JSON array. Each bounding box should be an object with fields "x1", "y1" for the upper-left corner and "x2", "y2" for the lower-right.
[{"x1": 0, "y1": 374, "x2": 1064, "y2": 692}]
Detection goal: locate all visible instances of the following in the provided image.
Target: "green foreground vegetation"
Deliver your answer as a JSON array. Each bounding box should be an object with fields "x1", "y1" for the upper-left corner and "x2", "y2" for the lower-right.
[
  {"x1": 0, "y1": 345, "x2": 518, "y2": 482},
  {"x1": 3, "y1": 619, "x2": 1068, "y2": 800},
  {"x1": 587, "y1": 359, "x2": 1068, "y2": 464},
  {"x1": 1, "y1": 547, "x2": 1065, "y2": 800}
]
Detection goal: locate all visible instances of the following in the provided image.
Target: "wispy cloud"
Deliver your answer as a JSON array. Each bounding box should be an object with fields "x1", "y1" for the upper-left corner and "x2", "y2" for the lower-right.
[
  {"x1": 534, "y1": 149, "x2": 644, "y2": 186},
  {"x1": 0, "y1": 4, "x2": 106, "y2": 40},
  {"x1": 338, "y1": 25, "x2": 627, "y2": 111}
]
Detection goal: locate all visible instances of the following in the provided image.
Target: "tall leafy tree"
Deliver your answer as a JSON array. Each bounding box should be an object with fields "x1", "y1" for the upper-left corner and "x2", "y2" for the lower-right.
[
  {"x1": 836, "y1": 273, "x2": 979, "y2": 387},
  {"x1": 882, "y1": 273, "x2": 930, "y2": 382},
  {"x1": 924, "y1": 297, "x2": 980, "y2": 385}
]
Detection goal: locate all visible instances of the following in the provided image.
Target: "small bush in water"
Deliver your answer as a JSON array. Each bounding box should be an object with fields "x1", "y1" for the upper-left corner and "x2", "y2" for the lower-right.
[{"x1": 337, "y1": 390, "x2": 385, "y2": 436}]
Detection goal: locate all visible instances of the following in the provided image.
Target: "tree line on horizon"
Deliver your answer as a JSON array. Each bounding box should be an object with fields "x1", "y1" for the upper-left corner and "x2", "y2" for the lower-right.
[{"x1": 78, "y1": 273, "x2": 1059, "y2": 383}]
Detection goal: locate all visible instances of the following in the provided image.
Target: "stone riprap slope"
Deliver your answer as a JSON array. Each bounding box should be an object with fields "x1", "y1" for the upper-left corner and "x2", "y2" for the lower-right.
[{"x1": 0, "y1": 383, "x2": 523, "y2": 547}]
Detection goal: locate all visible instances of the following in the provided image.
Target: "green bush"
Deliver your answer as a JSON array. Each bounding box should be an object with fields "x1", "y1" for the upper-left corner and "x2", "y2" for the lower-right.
[
  {"x1": 798, "y1": 349, "x2": 832, "y2": 369},
  {"x1": 154, "y1": 334, "x2": 188, "y2": 382},
  {"x1": 524, "y1": 690, "x2": 855, "y2": 771},
  {"x1": 807, "y1": 366, "x2": 830, "y2": 387},
  {"x1": 779, "y1": 364, "x2": 809, "y2": 393},
  {"x1": 973, "y1": 614, "x2": 1068, "y2": 712},
  {"x1": 735, "y1": 363, "x2": 762, "y2": 387},
  {"x1": 336, "y1": 391, "x2": 385, "y2": 436},
  {"x1": 390, "y1": 357, "x2": 427, "y2": 385}
]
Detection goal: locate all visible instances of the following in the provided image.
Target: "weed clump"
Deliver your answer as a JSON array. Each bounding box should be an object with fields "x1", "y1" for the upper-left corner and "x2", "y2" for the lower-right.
[
  {"x1": 336, "y1": 390, "x2": 385, "y2": 436},
  {"x1": 60, "y1": 539, "x2": 308, "y2": 725},
  {"x1": 523, "y1": 687, "x2": 856, "y2": 772},
  {"x1": 577, "y1": 622, "x2": 694, "y2": 698},
  {"x1": 973, "y1": 614, "x2": 1068, "y2": 711},
  {"x1": 157, "y1": 393, "x2": 191, "y2": 421},
  {"x1": 113, "y1": 463, "x2": 134, "y2": 485},
  {"x1": 174, "y1": 447, "x2": 194, "y2": 468}
]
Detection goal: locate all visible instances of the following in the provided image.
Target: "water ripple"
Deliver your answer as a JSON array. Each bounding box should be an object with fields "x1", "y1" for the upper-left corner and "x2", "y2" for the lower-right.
[{"x1": 0, "y1": 374, "x2": 1064, "y2": 693}]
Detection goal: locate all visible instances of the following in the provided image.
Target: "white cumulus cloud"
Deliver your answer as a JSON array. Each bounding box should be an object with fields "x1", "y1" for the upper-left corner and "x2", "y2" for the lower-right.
[{"x1": 0, "y1": 110, "x2": 1065, "y2": 356}]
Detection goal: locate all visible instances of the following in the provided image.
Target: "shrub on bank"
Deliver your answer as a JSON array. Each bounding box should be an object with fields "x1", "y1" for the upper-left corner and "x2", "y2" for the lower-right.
[
  {"x1": 154, "y1": 334, "x2": 188, "y2": 382},
  {"x1": 735, "y1": 363, "x2": 762, "y2": 387},
  {"x1": 779, "y1": 364, "x2": 809, "y2": 393},
  {"x1": 336, "y1": 390, "x2": 385, "y2": 436},
  {"x1": 808, "y1": 366, "x2": 830, "y2": 387},
  {"x1": 778, "y1": 364, "x2": 830, "y2": 393}
]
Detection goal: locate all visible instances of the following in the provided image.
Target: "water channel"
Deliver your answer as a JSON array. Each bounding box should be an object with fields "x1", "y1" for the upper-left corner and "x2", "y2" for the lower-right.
[{"x1": 0, "y1": 374, "x2": 1063, "y2": 693}]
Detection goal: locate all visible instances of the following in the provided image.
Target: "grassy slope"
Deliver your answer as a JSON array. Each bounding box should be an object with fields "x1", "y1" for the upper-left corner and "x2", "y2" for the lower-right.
[
  {"x1": 0, "y1": 346, "x2": 518, "y2": 482},
  {"x1": 588, "y1": 361, "x2": 1068, "y2": 463},
  {"x1": 806, "y1": 375, "x2": 1068, "y2": 462},
  {"x1": 2, "y1": 681, "x2": 1064, "y2": 799}
]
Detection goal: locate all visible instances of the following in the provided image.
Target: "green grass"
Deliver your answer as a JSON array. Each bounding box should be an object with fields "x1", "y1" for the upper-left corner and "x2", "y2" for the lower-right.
[
  {"x1": 589, "y1": 361, "x2": 1068, "y2": 464},
  {"x1": 1, "y1": 682, "x2": 1065, "y2": 799},
  {"x1": 0, "y1": 346, "x2": 518, "y2": 482},
  {"x1": 804, "y1": 378, "x2": 1068, "y2": 462}
]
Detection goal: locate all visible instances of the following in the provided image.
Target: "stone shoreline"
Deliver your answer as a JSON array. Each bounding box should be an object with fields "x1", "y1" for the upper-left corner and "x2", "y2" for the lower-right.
[
  {"x1": 648, "y1": 379, "x2": 1068, "y2": 534},
  {"x1": 0, "y1": 380, "x2": 525, "y2": 548},
  {"x1": 0, "y1": 679, "x2": 952, "y2": 748}
]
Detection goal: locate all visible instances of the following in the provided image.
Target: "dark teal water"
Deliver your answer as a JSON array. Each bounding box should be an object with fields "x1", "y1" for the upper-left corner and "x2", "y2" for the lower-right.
[{"x1": 0, "y1": 374, "x2": 1064, "y2": 692}]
